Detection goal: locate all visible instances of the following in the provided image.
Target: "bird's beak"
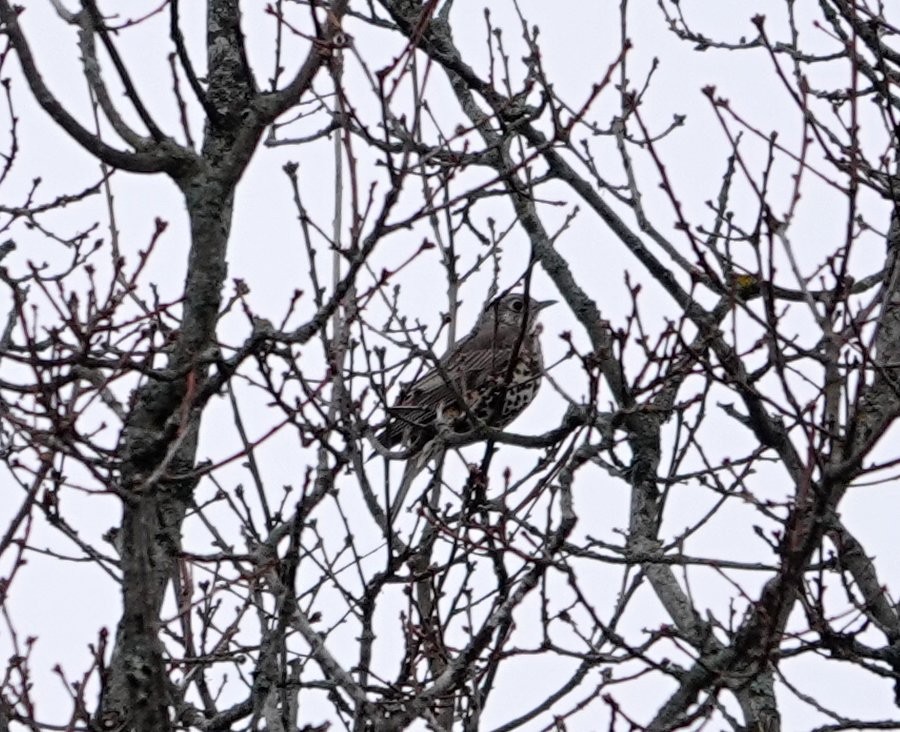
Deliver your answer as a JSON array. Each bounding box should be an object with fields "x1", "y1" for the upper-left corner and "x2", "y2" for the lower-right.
[{"x1": 535, "y1": 299, "x2": 556, "y2": 311}]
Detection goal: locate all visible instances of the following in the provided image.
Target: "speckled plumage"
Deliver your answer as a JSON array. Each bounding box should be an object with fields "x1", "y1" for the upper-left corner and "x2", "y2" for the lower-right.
[{"x1": 380, "y1": 293, "x2": 554, "y2": 456}]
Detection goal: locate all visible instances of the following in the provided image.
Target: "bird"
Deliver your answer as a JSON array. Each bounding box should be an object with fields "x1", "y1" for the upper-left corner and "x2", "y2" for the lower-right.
[{"x1": 377, "y1": 292, "x2": 555, "y2": 519}]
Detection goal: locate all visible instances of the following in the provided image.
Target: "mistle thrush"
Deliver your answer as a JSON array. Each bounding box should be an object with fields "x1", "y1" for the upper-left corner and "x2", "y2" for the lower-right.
[{"x1": 379, "y1": 293, "x2": 554, "y2": 518}]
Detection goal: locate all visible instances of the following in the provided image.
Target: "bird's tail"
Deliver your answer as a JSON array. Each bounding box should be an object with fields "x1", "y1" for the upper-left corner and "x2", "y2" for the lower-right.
[{"x1": 388, "y1": 442, "x2": 444, "y2": 522}]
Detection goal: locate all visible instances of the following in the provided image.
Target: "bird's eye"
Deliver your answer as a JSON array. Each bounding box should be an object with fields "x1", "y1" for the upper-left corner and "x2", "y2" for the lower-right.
[{"x1": 511, "y1": 299, "x2": 524, "y2": 312}]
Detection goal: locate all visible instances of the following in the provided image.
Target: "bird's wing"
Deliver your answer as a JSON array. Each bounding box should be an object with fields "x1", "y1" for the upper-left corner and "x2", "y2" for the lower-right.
[{"x1": 379, "y1": 326, "x2": 525, "y2": 447}]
